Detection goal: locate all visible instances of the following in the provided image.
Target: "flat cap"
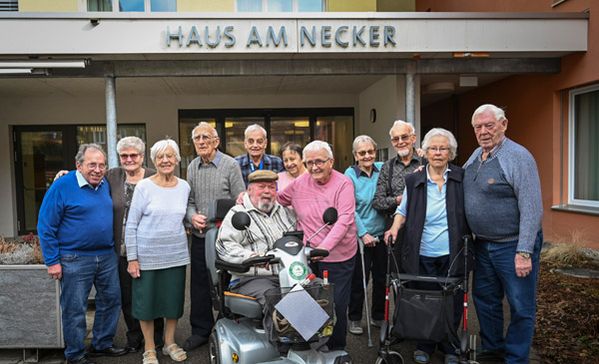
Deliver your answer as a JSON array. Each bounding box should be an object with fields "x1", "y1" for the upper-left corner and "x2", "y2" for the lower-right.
[{"x1": 248, "y1": 170, "x2": 279, "y2": 184}]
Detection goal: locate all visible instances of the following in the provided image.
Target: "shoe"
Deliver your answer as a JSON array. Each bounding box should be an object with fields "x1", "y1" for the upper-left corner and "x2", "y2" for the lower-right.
[
  {"x1": 444, "y1": 354, "x2": 459, "y2": 364},
  {"x1": 182, "y1": 335, "x2": 208, "y2": 351},
  {"x1": 125, "y1": 340, "x2": 143, "y2": 353},
  {"x1": 162, "y1": 343, "x2": 187, "y2": 362},
  {"x1": 413, "y1": 350, "x2": 430, "y2": 364},
  {"x1": 371, "y1": 319, "x2": 384, "y2": 328},
  {"x1": 348, "y1": 320, "x2": 363, "y2": 335},
  {"x1": 66, "y1": 355, "x2": 96, "y2": 364},
  {"x1": 87, "y1": 345, "x2": 127, "y2": 357}
]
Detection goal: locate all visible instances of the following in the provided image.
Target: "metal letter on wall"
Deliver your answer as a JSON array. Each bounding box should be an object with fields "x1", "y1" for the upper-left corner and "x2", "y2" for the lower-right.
[
  {"x1": 223, "y1": 26, "x2": 236, "y2": 48},
  {"x1": 246, "y1": 26, "x2": 263, "y2": 47},
  {"x1": 205, "y1": 26, "x2": 222, "y2": 48},
  {"x1": 335, "y1": 26, "x2": 349, "y2": 48},
  {"x1": 166, "y1": 26, "x2": 184, "y2": 47},
  {"x1": 300, "y1": 26, "x2": 316, "y2": 47},
  {"x1": 186, "y1": 25, "x2": 202, "y2": 47},
  {"x1": 266, "y1": 26, "x2": 288, "y2": 47}
]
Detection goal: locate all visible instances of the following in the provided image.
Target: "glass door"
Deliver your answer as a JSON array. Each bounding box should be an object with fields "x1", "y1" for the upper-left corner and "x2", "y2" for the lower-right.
[{"x1": 14, "y1": 127, "x2": 75, "y2": 234}]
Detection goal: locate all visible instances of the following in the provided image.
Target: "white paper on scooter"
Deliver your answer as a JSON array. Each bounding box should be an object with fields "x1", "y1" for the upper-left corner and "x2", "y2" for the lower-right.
[{"x1": 274, "y1": 288, "x2": 330, "y2": 341}]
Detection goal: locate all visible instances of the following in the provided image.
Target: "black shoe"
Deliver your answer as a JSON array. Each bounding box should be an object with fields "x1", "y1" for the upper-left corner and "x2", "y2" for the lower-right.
[
  {"x1": 124, "y1": 341, "x2": 143, "y2": 353},
  {"x1": 182, "y1": 335, "x2": 208, "y2": 351},
  {"x1": 87, "y1": 345, "x2": 128, "y2": 357},
  {"x1": 476, "y1": 349, "x2": 505, "y2": 362},
  {"x1": 66, "y1": 355, "x2": 96, "y2": 364}
]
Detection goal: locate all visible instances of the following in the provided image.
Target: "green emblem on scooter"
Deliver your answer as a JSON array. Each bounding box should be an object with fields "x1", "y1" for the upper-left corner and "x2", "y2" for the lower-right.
[{"x1": 288, "y1": 261, "x2": 308, "y2": 281}]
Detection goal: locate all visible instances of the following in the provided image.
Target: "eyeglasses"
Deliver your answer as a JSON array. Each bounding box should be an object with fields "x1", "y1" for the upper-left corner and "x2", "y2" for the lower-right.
[
  {"x1": 390, "y1": 134, "x2": 413, "y2": 143},
  {"x1": 357, "y1": 149, "x2": 376, "y2": 157},
  {"x1": 85, "y1": 163, "x2": 106, "y2": 170},
  {"x1": 119, "y1": 153, "x2": 140, "y2": 160},
  {"x1": 427, "y1": 147, "x2": 450, "y2": 153},
  {"x1": 193, "y1": 134, "x2": 213, "y2": 142},
  {"x1": 304, "y1": 158, "x2": 330, "y2": 168}
]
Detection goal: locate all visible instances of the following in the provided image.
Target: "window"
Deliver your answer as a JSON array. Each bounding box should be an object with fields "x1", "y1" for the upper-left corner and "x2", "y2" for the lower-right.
[
  {"x1": 87, "y1": 0, "x2": 176, "y2": 12},
  {"x1": 14, "y1": 124, "x2": 147, "y2": 234},
  {"x1": 237, "y1": 0, "x2": 323, "y2": 12},
  {"x1": 569, "y1": 84, "x2": 599, "y2": 207},
  {"x1": 178, "y1": 108, "x2": 353, "y2": 178},
  {"x1": 0, "y1": 0, "x2": 18, "y2": 11}
]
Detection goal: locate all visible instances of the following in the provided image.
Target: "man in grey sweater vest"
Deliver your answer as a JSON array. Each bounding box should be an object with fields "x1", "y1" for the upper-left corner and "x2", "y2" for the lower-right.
[
  {"x1": 463, "y1": 104, "x2": 543, "y2": 364},
  {"x1": 184, "y1": 122, "x2": 245, "y2": 351}
]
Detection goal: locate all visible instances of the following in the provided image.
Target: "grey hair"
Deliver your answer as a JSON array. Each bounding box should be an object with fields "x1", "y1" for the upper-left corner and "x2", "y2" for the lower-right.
[
  {"x1": 352, "y1": 135, "x2": 377, "y2": 154},
  {"x1": 244, "y1": 124, "x2": 267, "y2": 139},
  {"x1": 150, "y1": 139, "x2": 181, "y2": 163},
  {"x1": 116, "y1": 136, "x2": 145, "y2": 154},
  {"x1": 303, "y1": 140, "x2": 334, "y2": 160},
  {"x1": 75, "y1": 143, "x2": 106, "y2": 165},
  {"x1": 389, "y1": 120, "x2": 415, "y2": 136},
  {"x1": 191, "y1": 121, "x2": 219, "y2": 139},
  {"x1": 421, "y1": 128, "x2": 458, "y2": 161},
  {"x1": 471, "y1": 104, "x2": 506, "y2": 125}
]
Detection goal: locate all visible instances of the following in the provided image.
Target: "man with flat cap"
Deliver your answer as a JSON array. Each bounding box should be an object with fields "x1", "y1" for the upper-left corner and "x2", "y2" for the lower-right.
[{"x1": 216, "y1": 170, "x2": 296, "y2": 305}]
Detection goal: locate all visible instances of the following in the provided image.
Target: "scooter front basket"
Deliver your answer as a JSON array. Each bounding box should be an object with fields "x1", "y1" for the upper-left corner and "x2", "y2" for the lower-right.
[{"x1": 263, "y1": 283, "x2": 335, "y2": 344}]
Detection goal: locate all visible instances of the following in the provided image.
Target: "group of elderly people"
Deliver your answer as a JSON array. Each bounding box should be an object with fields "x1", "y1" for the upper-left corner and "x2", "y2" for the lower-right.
[{"x1": 37, "y1": 103, "x2": 542, "y2": 364}]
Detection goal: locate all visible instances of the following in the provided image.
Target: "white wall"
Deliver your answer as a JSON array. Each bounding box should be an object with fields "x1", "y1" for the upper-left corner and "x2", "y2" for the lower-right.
[{"x1": 0, "y1": 91, "x2": 358, "y2": 238}]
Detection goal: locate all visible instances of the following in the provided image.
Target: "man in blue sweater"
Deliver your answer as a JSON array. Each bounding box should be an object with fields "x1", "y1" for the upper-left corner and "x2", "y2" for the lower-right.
[
  {"x1": 38, "y1": 144, "x2": 126, "y2": 364},
  {"x1": 463, "y1": 104, "x2": 543, "y2": 364}
]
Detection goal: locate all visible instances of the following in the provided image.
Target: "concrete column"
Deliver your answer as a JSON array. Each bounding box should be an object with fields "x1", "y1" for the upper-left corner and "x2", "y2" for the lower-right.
[
  {"x1": 105, "y1": 76, "x2": 118, "y2": 168},
  {"x1": 405, "y1": 62, "x2": 420, "y2": 142}
]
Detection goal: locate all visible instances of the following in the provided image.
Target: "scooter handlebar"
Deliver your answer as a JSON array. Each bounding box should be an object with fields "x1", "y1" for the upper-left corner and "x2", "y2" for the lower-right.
[
  {"x1": 243, "y1": 254, "x2": 276, "y2": 267},
  {"x1": 309, "y1": 249, "x2": 329, "y2": 258}
]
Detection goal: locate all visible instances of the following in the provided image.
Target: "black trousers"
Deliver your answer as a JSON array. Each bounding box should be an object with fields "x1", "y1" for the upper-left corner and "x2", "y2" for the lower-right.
[
  {"x1": 311, "y1": 255, "x2": 355, "y2": 351},
  {"x1": 118, "y1": 256, "x2": 164, "y2": 346},
  {"x1": 190, "y1": 235, "x2": 215, "y2": 337},
  {"x1": 348, "y1": 240, "x2": 387, "y2": 321},
  {"x1": 414, "y1": 255, "x2": 462, "y2": 356}
]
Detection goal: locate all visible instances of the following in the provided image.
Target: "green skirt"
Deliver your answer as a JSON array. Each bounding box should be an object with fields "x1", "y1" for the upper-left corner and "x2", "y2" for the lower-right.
[{"x1": 132, "y1": 265, "x2": 186, "y2": 320}]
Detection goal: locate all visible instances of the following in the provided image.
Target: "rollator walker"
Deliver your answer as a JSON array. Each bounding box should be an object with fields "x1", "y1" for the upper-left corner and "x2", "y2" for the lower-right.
[
  {"x1": 377, "y1": 235, "x2": 478, "y2": 364},
  {"x1": 205, "y1": 199, "x2": 352, "y2": 364}
]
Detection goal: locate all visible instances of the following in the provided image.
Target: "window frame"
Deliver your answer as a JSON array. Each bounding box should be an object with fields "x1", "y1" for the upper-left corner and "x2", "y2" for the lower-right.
[
  {"x1": 568, "y1": 83, "x2": 599, "y2": 208},
  {"x1": 82, "y1": 0, "x2": 177, "y2": 13},
  {"x1": 235, "y1": 0, "x2": 325, "y2": 12}
]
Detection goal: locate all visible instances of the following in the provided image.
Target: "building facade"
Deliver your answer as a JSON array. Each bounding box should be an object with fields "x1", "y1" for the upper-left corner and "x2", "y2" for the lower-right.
[{"x1": 0, "y1": 0, "x2": 596, "y2": 248}]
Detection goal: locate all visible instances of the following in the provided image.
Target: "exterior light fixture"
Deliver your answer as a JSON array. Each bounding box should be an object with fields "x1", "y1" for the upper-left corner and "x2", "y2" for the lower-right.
[{"x1": 0, "y1": 60, "x2": 87, "y2": 68}]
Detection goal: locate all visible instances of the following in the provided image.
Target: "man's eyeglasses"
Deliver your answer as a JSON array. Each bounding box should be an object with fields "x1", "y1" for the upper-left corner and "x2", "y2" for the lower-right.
[
  {"x1": 427, "y1": 147, "x2": 450, "y2": 153},
  {"x1": 119, "y1": 153, "x2": 140, "y2": 160},
  {"x1": 85, "y1": 163, "x2": 106, "y2": 170},
  {"x1": 357, "y1": 149, "x2": 376, "y2": 157},
  {"x1": 304, "y1": 158, "x2": 330, "y2": 168},
  {"x1": 193, "y1": 134, "x2": 213, "y2": 142},
  {"x1": 390, "y1": 134, "x2": 413, "y2": 143}
]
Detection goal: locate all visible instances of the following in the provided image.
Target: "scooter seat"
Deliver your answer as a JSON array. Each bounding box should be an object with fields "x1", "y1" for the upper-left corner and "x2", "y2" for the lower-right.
[{"x1": 224, "y1": 292, "x2": 263, "y2": 319}]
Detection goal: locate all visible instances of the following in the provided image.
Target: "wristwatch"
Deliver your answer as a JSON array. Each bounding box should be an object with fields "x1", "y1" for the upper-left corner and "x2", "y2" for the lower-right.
[{"x1": 517, "y1": 252, "x2": 531, "y2": 259}]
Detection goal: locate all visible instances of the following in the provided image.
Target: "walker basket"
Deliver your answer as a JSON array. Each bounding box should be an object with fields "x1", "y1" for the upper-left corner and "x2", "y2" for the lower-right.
[
  {"x1": 263, "y1": 283, "x2": 335, "y2": 344},
  {"x1": 392, "y1": 286, "x2": 456, "y2": 343}
]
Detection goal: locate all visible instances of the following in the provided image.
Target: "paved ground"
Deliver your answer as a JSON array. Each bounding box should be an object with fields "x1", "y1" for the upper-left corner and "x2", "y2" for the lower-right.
[{"x1": 0, "y1": 267, "x2": 541, "y2": 364}]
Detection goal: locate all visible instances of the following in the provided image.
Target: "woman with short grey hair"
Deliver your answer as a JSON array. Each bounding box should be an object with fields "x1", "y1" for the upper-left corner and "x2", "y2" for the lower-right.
[
  {"x1": 385, "y1": 128, "x2": 469, "y2": 364},
  {"x1": 345, "y1": 135, "x2": 387, "y2": 336},
  {"x1": 126, "y1": 139, "x2": 190, "y2": 364}
]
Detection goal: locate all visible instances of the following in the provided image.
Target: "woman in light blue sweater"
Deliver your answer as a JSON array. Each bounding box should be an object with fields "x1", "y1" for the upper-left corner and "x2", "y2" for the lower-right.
[
  {"x1": 344, "y1": 135, "x2": 387, "y2": 336},
  {"x1": 125, "y1": 139, "x2": 190, "y2": 364}
]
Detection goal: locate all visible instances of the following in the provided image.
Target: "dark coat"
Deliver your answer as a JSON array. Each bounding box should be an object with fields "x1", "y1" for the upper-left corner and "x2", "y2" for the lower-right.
[
  {"x1": 400, "y1": 163, "x2": 471, "y2": 276},
  {"x1": 106, "y1": 166, "x2": 155, "y2": 255}
]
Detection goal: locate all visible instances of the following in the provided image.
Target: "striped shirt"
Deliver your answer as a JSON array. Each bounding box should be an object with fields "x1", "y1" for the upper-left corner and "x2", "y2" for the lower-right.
[
  {"x1": 216, "y1": 194, "x2": 296, "y2": 280},
  {"x1": 125, "y1": 177, "x2": 191, "y2": 270}
]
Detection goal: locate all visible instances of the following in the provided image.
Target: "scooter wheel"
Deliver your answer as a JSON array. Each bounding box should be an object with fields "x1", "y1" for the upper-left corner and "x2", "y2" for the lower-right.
[
  {"x1": 209, "y1": 333, "x2": 221, "y2": 364},
  {"x1": 375, "y1": 351, "x2": 404, "y2": 364}
]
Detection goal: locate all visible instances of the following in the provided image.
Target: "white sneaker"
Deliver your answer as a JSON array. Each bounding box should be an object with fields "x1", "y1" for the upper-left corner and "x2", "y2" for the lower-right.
[{"x1": 348, "y1": 320, "x2": 363, "y2": 335}]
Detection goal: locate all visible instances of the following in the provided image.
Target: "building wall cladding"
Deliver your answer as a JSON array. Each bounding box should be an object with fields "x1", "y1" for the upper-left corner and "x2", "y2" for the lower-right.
[{"x1": 418, "y1": 0, "x2": 599, "y2": 248}]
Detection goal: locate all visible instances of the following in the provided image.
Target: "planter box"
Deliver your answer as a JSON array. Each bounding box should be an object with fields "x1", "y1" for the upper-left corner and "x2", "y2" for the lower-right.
[{"x1": 0, "y1": 265, "x2": 64, "y2": 348}]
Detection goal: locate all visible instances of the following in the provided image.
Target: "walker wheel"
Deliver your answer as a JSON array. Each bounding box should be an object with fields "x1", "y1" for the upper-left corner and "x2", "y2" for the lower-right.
[{"x1": 375, "y1": 351, "x2": 403, "y2": 364}]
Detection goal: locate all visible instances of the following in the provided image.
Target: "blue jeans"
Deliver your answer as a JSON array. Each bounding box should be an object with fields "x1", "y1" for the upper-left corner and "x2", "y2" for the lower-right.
[
  {"x1": 312, "y1": 255, "x2": 356, "y2": 351},
  {"x1": 473, "y1": 232, "x2": 542, "y2": 364},
  {"x1": 60, "y1": 252, "x2": 121, "y2": 361}
]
